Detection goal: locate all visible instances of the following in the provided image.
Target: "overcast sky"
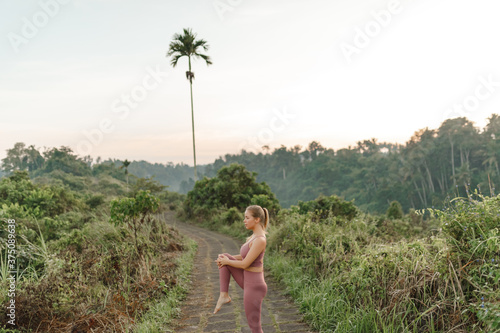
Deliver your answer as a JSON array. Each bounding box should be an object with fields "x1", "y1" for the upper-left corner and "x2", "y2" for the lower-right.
[{"x1": 1, "y1": 0, "x2": 500, "y2": 165}]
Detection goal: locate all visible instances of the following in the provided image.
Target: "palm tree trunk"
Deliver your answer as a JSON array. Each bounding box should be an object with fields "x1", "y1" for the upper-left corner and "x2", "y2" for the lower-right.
[
  {"x1": 188, "y1": 56, "x2": 197, "y2": 181},
  {"x1": 437, "y1": 171, "x2": 444, "y2": 193},
  {"x1": 424, "y1": 161, "x2": 434, "y2": 193},
  {"x1": 413, "y1": 180, "x2": 425, "y2": 206},
  {"x1": 450, "y1": 137, "x2": 455, "y2": 186}
]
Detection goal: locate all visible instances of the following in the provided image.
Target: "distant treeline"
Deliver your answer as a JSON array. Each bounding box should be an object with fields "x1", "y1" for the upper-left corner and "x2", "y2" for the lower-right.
[
  {"x1": 2, "y1": 115, "x2": 500, "y2": 213},
  {"x1": 204, "y1": 115, "x2": 500, "y2": 213},
  {"x1": 0, "y1": 144, "x2": 198, "y2": 194}
]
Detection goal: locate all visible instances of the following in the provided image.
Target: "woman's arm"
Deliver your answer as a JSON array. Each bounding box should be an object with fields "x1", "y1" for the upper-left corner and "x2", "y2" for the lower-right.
[
  {"x1": 218, "y1": 238, "x2": 266, "y2": 269},
  {"x1": 215, "y1": 254, "x2": 242, "y2": 268},
  {"x1": 217, "y1": 254, "x2": 242, "y2": 260}
]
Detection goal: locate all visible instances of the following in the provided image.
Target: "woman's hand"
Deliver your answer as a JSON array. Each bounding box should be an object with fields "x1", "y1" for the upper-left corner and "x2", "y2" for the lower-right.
[
  {"x1": 215, "y1": 254, "x2": 229, "y2": 268},
  {"x1": 215, "y1": 255, "x2": 221, "y2": 268}
]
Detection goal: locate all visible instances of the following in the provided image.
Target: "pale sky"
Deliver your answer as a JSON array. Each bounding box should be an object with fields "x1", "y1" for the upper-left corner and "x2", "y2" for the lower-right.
[{"x1": 1, "y1": 0, "x2": 500, "y2": 165}]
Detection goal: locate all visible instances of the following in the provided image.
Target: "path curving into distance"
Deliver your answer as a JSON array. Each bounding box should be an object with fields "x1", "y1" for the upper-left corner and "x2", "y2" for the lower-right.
[{"x1": 164, "y1": 211, "x2": 316, "y2": 333}]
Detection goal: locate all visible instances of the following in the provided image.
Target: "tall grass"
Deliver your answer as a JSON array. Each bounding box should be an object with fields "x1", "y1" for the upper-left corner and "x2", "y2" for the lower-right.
[
  {"x1": 0, "y1": 218, "x2": 53, "y2": 302},
  {"x1": 134, "y1": 237, "x2": 197, "y2": 332},
  {"x1": 265, "y1": 237, "x2": 451, "y2": 332},
  {"x1": 0, "y1": 211, "x2": 196, "y2": 332},
  {"x1": 261, "y1": 196, "x2": 499, "y2": 332}
]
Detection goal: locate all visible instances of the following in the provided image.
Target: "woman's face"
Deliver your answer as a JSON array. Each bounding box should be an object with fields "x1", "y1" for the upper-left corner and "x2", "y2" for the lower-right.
[{"x1": 244, "y1": 210, "x2": 259, "y2": 229}]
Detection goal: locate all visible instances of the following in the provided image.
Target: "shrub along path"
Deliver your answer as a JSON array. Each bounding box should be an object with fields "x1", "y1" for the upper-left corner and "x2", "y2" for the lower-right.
[{"x1": 164, "y1": 211, "x2": 316, "y2": 333}]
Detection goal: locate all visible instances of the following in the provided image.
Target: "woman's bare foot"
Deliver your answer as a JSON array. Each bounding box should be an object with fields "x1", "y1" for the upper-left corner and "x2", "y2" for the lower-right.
[{"x1": 213, "y1": 295, "x2": 231, "y2": 314}]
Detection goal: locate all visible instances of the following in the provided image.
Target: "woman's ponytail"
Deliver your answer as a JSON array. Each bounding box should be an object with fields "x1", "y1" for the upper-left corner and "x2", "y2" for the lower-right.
[{"x1": 262, "y1": 207, "x2": 269, "y2": 230}]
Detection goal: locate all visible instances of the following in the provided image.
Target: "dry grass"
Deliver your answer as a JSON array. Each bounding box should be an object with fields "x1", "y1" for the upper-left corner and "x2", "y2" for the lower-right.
[{"x1": 2, "y1": 217, "x2": 186, "y2": 333}]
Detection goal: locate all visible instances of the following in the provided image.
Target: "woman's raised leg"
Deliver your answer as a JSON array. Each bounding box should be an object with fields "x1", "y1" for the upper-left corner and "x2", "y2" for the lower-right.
[{"x1": 214, "y1": 253, "x2": 244, "y2": 314}]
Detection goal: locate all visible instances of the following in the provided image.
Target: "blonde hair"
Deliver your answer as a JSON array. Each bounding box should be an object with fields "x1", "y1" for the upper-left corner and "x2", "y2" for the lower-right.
[{"x1": 245, "y1": 205, "x2": 269, "y2": 230}]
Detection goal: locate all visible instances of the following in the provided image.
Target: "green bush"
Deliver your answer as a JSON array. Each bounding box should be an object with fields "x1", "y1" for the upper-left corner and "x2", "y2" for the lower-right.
[
  {"x1": 386, "y1": 200, "x2": 403, "y2": 219},
  {"x1": 268, "y1": 210, "x2": 372, "y2": 275},
  {"x1": 0, "y1": 171, "x2": 35, "y2": 207},
  {"x1": 131, "y1": 177, "x2": 166, "y2": 196},
  {"x1": 220, "y1": 207, "x2": 243, "y2": 226},
  {"x1": 296, "y1": 194, "x2": 358, "y2": 221},
  {"x1": 429, "y1": 195, "x2": 500, "y2": 331},
  {"x1": 52, "y1": 229, "x2": 86, "y2": 253},
  {"x1": 110, "y1": 190, "x2": 160, "y2": 254},
  {"x1": 250, "y1": 194, "x2": 279, "y2": 215},
  {"x1": 85, "y1": 193, "x2": 106, "y2": 209},
  {"x1": 158, "y1": 190, "x2": 185, "y2": 211},
  {"x1": 33, "y1": 170, "x2": 90, "y2": 191},
  {"x1": 95, "y1": 176, "x2": 127, "y2": 196},
  {"x1": 0, "y1": 171, "x2": 81, "y2": 219},
  {"x1": 0, "y1": 202, "x2": 31, "y2": 219},
  {"x1": 182, "y1": 163, "x2": 280, "y2": 220}
]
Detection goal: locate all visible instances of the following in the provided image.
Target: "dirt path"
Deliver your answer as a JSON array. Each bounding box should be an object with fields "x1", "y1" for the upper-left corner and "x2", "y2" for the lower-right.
[{"x1": 164, "y1": 212, "x2": 316, "y2": 333}]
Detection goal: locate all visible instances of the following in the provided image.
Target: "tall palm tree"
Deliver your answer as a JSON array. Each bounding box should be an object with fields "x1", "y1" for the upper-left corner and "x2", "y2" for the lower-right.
[{"x1": 167, "y1": 28, "x2": 212, "y2": 181}]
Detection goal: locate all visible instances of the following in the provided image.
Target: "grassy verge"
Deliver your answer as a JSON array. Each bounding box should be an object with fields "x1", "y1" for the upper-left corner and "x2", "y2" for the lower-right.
[
  {"x1": 264, "y1": 198, "x2": 499, "y2": 332},
  {"x1": 134, "y1": 235, "x2": 197, "y2": 332},
  {"x1": 265, "y1": 240, "x2": 448, "y2": 333},
  {"x1": 0, "y1": 213, "x2": 196, "y2": 332}
]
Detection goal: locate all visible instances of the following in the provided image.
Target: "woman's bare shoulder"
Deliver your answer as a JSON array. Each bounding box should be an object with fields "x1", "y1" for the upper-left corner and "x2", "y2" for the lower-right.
[{"x1": 250, "y1": 236, "x2": 266, "y2": 248}]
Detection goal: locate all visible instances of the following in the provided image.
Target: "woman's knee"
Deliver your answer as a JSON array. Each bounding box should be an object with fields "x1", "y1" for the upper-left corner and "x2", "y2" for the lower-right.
[{"x1": 222, "y1": 253, "x2": 235, "y2": 259}]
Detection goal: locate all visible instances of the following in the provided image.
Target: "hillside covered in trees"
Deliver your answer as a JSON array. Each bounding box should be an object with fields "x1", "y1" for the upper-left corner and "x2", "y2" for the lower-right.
[
  {"x1": 205, "y1": 115, "x2": 500, "y2": 213},
  {"x1": 2, "y1": 115, "x2": 500, "y2": 214}
]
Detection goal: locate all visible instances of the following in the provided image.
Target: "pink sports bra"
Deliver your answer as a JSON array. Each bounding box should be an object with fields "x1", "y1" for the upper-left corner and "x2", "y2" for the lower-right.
[{"x1": 240, "y1": 235, "x2": 266, "y2": 267}]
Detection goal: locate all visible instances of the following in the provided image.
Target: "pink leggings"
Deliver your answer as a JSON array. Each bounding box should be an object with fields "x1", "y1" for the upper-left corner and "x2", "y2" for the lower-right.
[{"x1": 219, "y1": 254, "x2": 267, "y2": 333}]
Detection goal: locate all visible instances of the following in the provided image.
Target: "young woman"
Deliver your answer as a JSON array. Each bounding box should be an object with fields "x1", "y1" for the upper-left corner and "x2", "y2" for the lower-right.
[{"x1": 213, "y1": 205, "x2": 269, "y2": 333}]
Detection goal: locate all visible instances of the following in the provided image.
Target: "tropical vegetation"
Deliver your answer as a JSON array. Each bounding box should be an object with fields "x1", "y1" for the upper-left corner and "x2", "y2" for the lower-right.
[
  {"x1": 2, "y1": 113, "x2": 500, "y2": 331},
  {"x1": 178, "y1": 163, "x2": 500, "y2": 332},
  {"x1": 204, "y1": 116, "x2": 500, "y2": 214},
  {"x1": 0, "y1": 147, "x2": 192, "y2": 332},
  {"x1": 6, "y1": 115, "x2": 500, "y2": 216}
]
